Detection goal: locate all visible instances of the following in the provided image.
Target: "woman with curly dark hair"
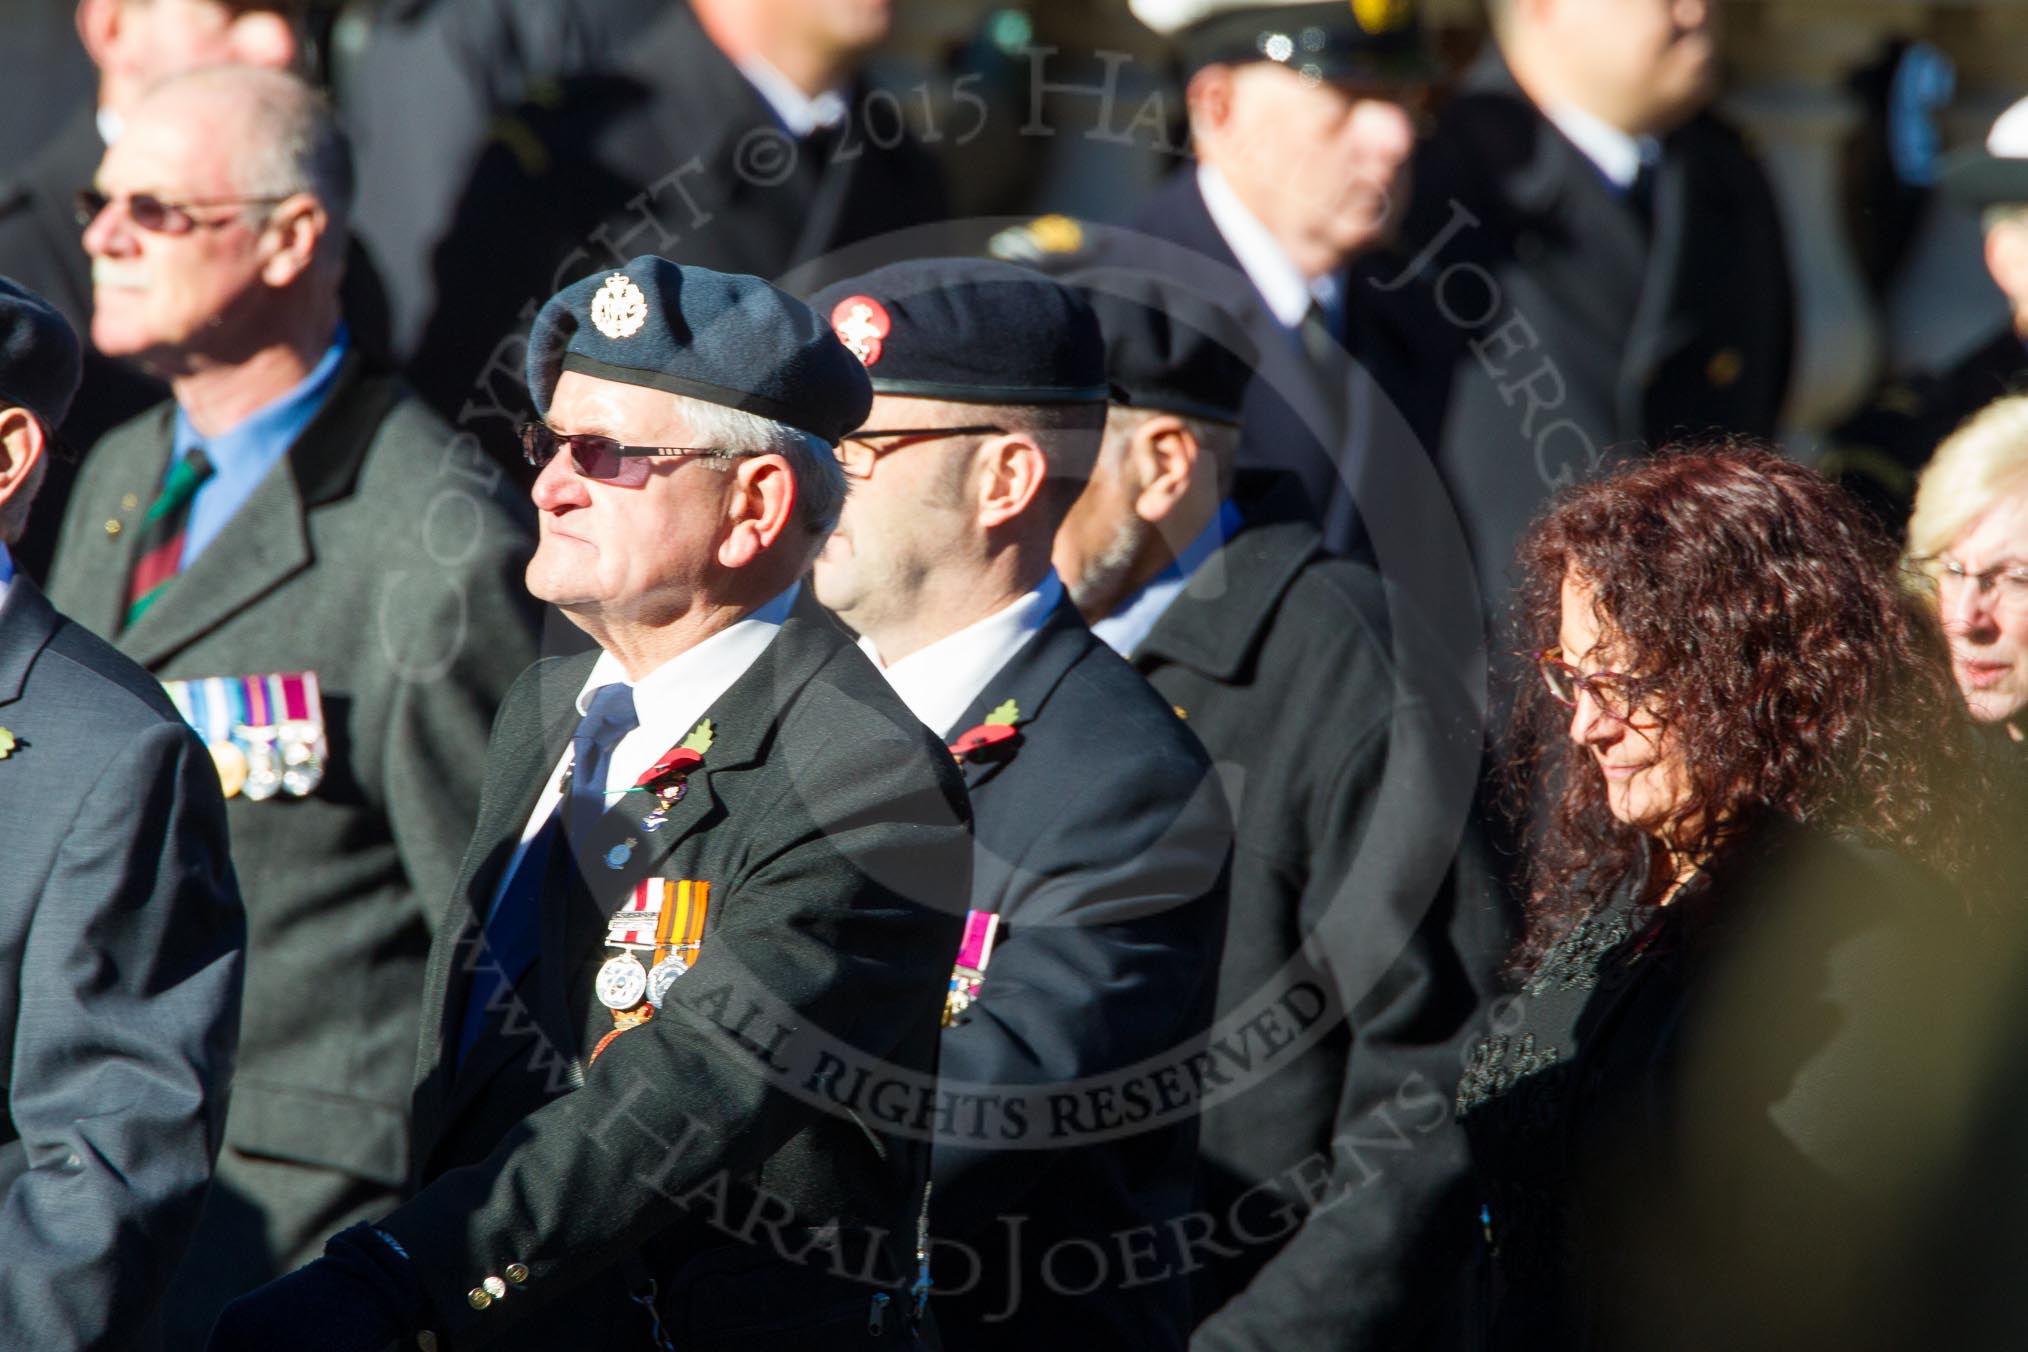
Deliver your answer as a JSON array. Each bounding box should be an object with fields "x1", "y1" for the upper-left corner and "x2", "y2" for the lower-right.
[{"x1": 1450, "y1": 446, "x2": 1989, "y2": 1352}]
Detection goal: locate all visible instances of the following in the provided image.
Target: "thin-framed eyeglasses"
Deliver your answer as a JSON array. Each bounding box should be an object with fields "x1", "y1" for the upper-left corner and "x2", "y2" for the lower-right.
[
  {"x1": 74, "y1": 188, "x2": 299, "y2": 235},
  {"x1": 1903, "y1": 555, "x2": 2028, "y2": 611},
  {"x1": 1537, "y1": 646, "x2": 1651, "y2": 724},
  {"x1": 834, "y1": 424, "x2": 1006, "y2": 480},
  {"x1": 519, "y1": 421, "x2": 747, "y2": 487}
]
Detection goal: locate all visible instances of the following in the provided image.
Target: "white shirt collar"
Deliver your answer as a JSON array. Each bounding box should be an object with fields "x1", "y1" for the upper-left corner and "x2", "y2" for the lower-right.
[
  {"x1": 1545, "y1": 103, "x2": 1659, "y2": 191},
  {"x1": 573, "y1": 583, "x2": 799, "y2": 794},
  {"x1": 0, "y1": 541, "x2": 14, "y2": 607},
  {"x1": 861, "y1": 572, "x2": 1063, "y2": 739},
  {"x1": 1091, "y1": 501, "x2": 1241, "y2": 659},
  {"x1": 738, "y1": 54, "x2": 848, "y2": 138},
  {"x1": 1197, "y1": 162, "x2": 1316, "y2": 330}
]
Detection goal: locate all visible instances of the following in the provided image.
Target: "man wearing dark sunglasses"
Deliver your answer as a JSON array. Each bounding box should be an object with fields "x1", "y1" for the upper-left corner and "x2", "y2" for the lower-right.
[
  {"x1": 0, "y1": 0, "x2": 305, "y2": 579},
  {"x1": 809, "y1": 257, "x2": 1233, "y2": 1352},
  {"x1": 208, "y1": 254, "x2": 971, "y2": 1352},
  {"x1": 45, "y1": 65, "x2": 540, "y2": 1346}
]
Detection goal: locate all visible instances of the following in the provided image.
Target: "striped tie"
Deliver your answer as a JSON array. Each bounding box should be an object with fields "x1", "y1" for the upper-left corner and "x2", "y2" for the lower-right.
[{"x1": 124, "y1": 447, "x2": 213, "y2": 630}]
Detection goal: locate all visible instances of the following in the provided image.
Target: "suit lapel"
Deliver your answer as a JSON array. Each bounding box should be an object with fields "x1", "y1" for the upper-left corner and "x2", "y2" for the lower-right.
[
  {"x1": 0, "y1": 579, "x2": 60, "y2": 710},
  {"x1": 1619, "y1": 149, "x2": 1698, "y2": 428},
  {"x1": 946, "y1": 596, "x2": 1093, "y2": 798},
  {"x1": 115, "y1": 353, "x2": 394, "y2": 668},
  {"x1": 430, "y1": 618, "x2": 840, "y2": 1141},
  {"x1": 417, "y1": 655, "x2": 587, "y2": 1147}
]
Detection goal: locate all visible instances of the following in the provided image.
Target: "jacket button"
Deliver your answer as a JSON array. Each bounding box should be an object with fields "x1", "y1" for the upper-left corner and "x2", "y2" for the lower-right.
[
  {"x1": 482, "y1": 1275, "x2": 508, "y2": 1300},
  {"x1": 504, "y1": 1262, "x2": 530, "y2": 1285},
  {"x1": 417, "y1": 1334, "x2": 439, "y2": 1352},
  {"x1": 467, "y1": 1287, "x2": 492, "y2": 1311},
  {"x1": 104, "y1": 519, "x2": 122, "y2": 537}
]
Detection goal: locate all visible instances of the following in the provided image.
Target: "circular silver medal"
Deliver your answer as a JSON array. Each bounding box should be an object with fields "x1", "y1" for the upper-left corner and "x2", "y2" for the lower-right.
[
  {"x1": 595, "y1": 953, "x2": 649, "y2": 1010},
  {"x1": 646, "y1": 954, "x2": 690, "y2": 1009},
  {"x1": 243, "y1": 757, "x2": 283, "y2": 802},
  {"x1": 280, "y1": 733, "x2": 324, "y2": 798}
]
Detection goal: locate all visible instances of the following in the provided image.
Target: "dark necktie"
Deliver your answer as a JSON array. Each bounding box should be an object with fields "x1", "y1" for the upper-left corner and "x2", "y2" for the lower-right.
[
  {"x1": 566, "y1": 682, "x2": 640, "y2": 845},
  {"x1": 124, "y1": 446, "x2": 212, "y2": 630},
  {"x1": 453, "y1": 682, "x2": 639, "y2": 1068},
  {"x1": 1298, "y1": 300, "x2": 1342, "y2": 375}
]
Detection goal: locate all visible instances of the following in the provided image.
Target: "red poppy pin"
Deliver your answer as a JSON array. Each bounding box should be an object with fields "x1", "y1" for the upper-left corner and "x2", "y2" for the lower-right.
[
  {"x1": 830, "y1": 295, "x2": 891, "y2": 367},
  {"x1": 949, "y1": 699, "x2": 1021, "y2": 763}
]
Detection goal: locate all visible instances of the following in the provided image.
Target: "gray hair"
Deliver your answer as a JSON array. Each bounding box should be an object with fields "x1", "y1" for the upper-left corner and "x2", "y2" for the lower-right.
[
  {"x1": 148, "y1": 66, "x2": 354, "y2": 251},
  {"x1": 678, "y1": 397, "x2": 848, "y2": 538}
]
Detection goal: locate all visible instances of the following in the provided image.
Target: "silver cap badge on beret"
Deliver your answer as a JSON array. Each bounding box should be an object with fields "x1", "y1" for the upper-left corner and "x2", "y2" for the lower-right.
[{"x1": 590, "y1": 273, "x2": 648, "y2": 340}]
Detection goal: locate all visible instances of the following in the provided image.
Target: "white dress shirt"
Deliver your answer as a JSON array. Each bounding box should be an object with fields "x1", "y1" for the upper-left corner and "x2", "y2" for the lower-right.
[
  {"x1": 1197, "y1": 162, "x2": 1344, "y2": 332},
  {"x1": 861, "y1": 572, "x2": 1063, "y2": 739},
  {"x1": 1545, "y1": 103, "x2": 1660, "y2": 192},
  {"x1": 739, "y1": 53, "x2": 848, "y2": 137},
  {"x1": 485, "y1": 583, "x2": 799, "y2": 922}
]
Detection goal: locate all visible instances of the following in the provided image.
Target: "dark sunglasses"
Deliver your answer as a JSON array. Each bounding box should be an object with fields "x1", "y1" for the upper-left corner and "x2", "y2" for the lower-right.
[
  {"x1": 74, "y1": 188, "x2": 297, "y2": 235},
  {"x1": 520, "y1": 420, "x2": 746, "y2": 487}
]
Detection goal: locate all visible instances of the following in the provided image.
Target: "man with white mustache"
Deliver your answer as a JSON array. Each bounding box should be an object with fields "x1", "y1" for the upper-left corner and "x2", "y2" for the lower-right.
[{"x1": 46, "y1": 64, "x2": 539, "y2": 1346}]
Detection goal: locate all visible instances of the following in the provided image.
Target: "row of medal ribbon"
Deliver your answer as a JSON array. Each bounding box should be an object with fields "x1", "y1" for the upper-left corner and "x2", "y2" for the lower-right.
[
  {"x1": 941, "y1": 910, "x2": 1001, "y2": 1027},
  {"x1": 597, "y1": 877, "x2": 712, "y2": 1018},
  {"x1": 161, "y1": 671, "x2": 329, "y2": 801}
]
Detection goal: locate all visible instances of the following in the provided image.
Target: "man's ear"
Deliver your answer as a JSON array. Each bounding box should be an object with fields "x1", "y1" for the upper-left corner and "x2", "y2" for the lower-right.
[
  {"x1": 975, "y1": 434, "x2": 1050, "y2": 530},
  {"x1": 0, "y1": 407, "x2": 49, "y2": 523},
  {"x1": 225, "y1": 9, "x2": 299, "y2": 70},
  {"x1": 1127, "y1": 414, "x2": 1201, "y2": 525},
  {"x1": 1184, "y1": 64, "x2": 1236, "y2": 142},
  {"x1": 1986, "y1": 222, "x2": 2028, "y2": 309},
  {"x1": 76, "y1": 0, "x2": 121, "y2": 70},
  {"x1": 257, "y1": 194, "x2": 329, "y2": 288},
  {"x1": 718, "y1": 454, "x2": 796, "y2": 568}
]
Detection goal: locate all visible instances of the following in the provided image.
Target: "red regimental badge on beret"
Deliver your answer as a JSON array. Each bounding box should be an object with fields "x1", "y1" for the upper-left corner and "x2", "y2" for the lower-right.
[{"x1": 830, "y1": 295, "x2": 891, "y2": 367}]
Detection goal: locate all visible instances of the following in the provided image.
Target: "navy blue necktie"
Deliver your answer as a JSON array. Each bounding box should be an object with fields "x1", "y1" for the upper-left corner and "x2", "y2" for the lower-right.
[
  {"x1": 455, "y1": 683, "x2": 638, "y2": 1068},
  {"x1": 567, "y1": 682, "x2": 640, "y2": 845}
]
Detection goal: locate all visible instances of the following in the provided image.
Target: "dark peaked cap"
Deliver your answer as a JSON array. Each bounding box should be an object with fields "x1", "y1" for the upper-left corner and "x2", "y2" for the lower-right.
[
  {"x1": 0, "y1": 276, "x2": 82, "y2": 431},
  {"x1": 526, "y1": 255, "x2": 872, "y2": 445},
  {"x1": 809, "y1": 257, "x2": 1110, "y2": 405}
]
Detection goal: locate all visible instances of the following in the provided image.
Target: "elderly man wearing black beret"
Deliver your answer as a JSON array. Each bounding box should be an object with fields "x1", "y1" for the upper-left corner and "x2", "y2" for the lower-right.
[
  {"x1": 1048, "y1": 258, "x2": 1505, "y2": 1352},
  {"x1": 207, "y1": 254, "x2": 971, "y2": 1352},
  {"x1": 808, "y1": 257, "x2": 1233, "y2": 1351},
  {"x1": 0, "y1": 276, "x2": 244, "y2": 1349}
]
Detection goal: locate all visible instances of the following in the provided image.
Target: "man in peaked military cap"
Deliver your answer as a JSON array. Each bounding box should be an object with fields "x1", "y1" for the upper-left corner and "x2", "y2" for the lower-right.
[
  {"x1": 208, "y1": 255, "x2": 971, "y2": 1351},
  {"x1": 1064, "y1": 0, "x2": 1439, "y2": 561},
  {"x1": 1046, "y1": 257, "x2": 1505, "y2": 1352},
  {"x1": 807, "y1": 256, "x2": 1232, "y2": 1351}
]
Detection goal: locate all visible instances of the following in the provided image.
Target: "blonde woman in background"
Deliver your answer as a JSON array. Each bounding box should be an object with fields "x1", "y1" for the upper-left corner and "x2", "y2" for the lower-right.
[{"x1": 1907, "y1": 395, "x2": 2028, "y2": 743}]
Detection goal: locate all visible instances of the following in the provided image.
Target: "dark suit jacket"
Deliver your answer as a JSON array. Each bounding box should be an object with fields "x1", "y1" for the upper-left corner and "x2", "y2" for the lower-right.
[
  {"x1": 0, "y1": 576, "x2": 243, "y2": 1349},
  {"x1": 924, "y1": 595, "x2": 1231, "y2": 1351},
  {"x1": 44, "y1": 354, "x2": 540, "y2": 1270},
  {"x1": 379, "y1": 615, "x2": 971, "y2": 1350},
  {"x1": 1109, "y1": 506, "x2": 1505, "y2": 1352},
  {"x1": 1455, "y1": 823, "x2": 1969, "y2": 1352},
  {"x1": 1380, "y1": 47, "x2": 1794, "y2": 632},
  {"x1": 405, "y1": 0, "x2": 947, "y2": 463},
  {"x1": 1126, "y1": 171, "x2": 1436, "y2": 564}
]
